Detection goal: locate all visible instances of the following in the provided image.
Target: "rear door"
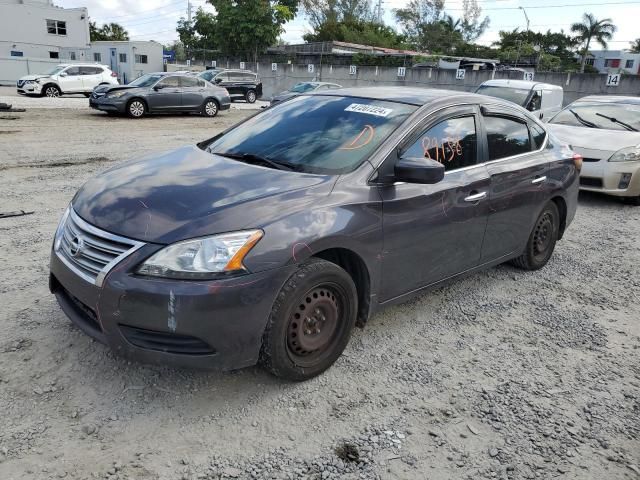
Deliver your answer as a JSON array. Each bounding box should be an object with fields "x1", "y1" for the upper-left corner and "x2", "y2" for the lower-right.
[
  {"x1": 480, "y1": 107, "x2": 551, "y2": 261},
  {"x1": 379, "y1": 106, "x2": 491, "y2": 301},
  {"x1": 146, "y1": 76, "x2": 181, "y2": 112},
  {"x1": 181, "y1": 76, "x2": 205, "y2": 110},
  {"x1": 80, "y1": 66, "x2": 103, "y2": 91}
]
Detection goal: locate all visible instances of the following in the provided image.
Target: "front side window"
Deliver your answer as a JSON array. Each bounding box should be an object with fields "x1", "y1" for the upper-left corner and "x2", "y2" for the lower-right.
[
  {"x1": 119, "y1": 53, "x2": 127, "y2": 63},
  {"x1": 206, "y1": 95, "x2": 416, "y2": 174},
  {"x1": 46, "y1": 19, "x2": 66, "y2": 35},
  {"x1": 402, "y1": 117, "x2": 478, "y2": 171},
  {"x1": 157, "y1": 76, "x2": 180, "y2": 88},
  {"x1": 549, "y1": 102, "x2": 640, "y2": 131},
  {"x1": 65, "y1": 66, "x2": 80, "y2": 76},
  {"x1": 485, "y1": 116, "x2": 531, "y2": 160},
  {"x1": 476, "y1": 85, "x2": 530, "y2": 107}
]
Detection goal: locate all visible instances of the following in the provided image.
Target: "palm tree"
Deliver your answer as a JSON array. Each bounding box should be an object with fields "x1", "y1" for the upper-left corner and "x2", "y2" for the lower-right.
[
  {"x1": 630, "y1": 38, "x2": 640, "y2": 53},
  {"x1": 571, "y1": 13, "x2": 616, "y2": 73},
  {"x1": 440, "y1": 14, "x2": 462, "y2": 33}
]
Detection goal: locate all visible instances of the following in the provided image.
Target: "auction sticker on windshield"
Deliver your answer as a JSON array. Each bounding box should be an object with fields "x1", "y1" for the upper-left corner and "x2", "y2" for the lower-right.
[{"x1": 345, "y1": 103, "x2": 393, "y2": 117}]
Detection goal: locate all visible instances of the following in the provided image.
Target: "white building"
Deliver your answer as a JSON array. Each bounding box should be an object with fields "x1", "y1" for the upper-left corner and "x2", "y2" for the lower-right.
[
  {"x1": 87, "y1": 41, "x2": 164, "y2": 84},
  {"x1": 583, "y1": 50, "x2": 640, "y2": 75},
  {"x1": 0, "y1": 0, "x2": 90, "y2": 60}
]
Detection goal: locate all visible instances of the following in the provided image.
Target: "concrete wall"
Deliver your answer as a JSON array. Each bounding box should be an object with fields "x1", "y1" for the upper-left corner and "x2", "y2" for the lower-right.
[
  {"x1": 221, "y1": 62, "x2": 640, "y2": 105},
  {"x1": 0, "y1": 56, "x2": 71, "y2": 84},
  {"x1": 0, "y1": 0, "x2": 90, "y2": 59}
]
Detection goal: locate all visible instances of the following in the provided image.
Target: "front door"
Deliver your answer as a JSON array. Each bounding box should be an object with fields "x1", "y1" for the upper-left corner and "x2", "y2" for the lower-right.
[
  {"x1": 379, "y1": 106, "x2": 491, "y2": 302},
  {"x1": 146, "y1": 76, "x2": 182, "y2": 112},
  {"x1": 480, "y1": 109, "x2": 550, "y2": 261},
  {"x1": 60, "y1": 66, "x2": 83, "y2": 92}
]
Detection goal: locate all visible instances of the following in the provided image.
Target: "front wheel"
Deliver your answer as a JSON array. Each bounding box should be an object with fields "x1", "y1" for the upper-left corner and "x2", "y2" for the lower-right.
[
  {"x1": 245, "y1": 89, "x2": 257, "y2": 103},
  {"x1": 43, "y1": 85, "x2": 61, "y2": 98},
  {"x1": 260, "y1": 259, "x2": 357, "y2": 381},
  {"x1": 127, "y1": 99, "x2": 146, "y2": 118},
  {"x1": 511, "y1": 201, "x2": 560, "y2": 270}
]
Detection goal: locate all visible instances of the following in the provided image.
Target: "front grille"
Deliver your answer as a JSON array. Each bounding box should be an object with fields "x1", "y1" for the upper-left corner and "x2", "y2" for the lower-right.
[
  {"x1": 582, "y1": 157, "x2": 601, "y2": 163},
  {"x1": 55, "y1": 209, "x2": 144, "y2": 286},
  {"x1": 580, "y1": 177, "x2": 603, "y2": 188},
  {"x1": 120, "y1": 325, "x2": 216, "y2": 355}
]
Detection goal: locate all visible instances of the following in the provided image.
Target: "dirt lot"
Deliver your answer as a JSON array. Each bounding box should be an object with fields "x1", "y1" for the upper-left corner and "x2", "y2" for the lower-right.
[{"x1": 0, "y1": 104, "x2": 639, "y2": 480}]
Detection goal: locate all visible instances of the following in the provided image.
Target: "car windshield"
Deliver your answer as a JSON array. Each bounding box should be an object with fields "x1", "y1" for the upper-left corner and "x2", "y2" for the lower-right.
[
  {"x1": 290, "y1": 83, "x2": 317, "y2": 93},
  {"x1": 476, "y1": 86, "x2": 531, "y2": 106},
  {"x1": 128, "y1": 74, "x2": 163, "y2": 87},
  {"x1": 549, "y1": 102, "x2": 640, "y2": 131},
  {"x1": 206, "y1": 95, "x2": 417, "y2": 174},
  {"x1": 44, "y1": 66, "x2": 65, "y2": 76}
]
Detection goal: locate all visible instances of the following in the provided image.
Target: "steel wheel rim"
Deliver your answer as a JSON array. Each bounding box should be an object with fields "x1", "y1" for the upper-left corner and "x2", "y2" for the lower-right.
[
  {"x1": 533, "y1": 212, "x2": 554, "y2": 258},
  {"x1": 205, "y1": 101, "x2": 217, "y2": 116},
  {"x1": 130, "y1": 101, "x2": 144, "y2": 117},
  {"x1": 46, "y1": 87, "x2": 59, "y2": 97},
  {"x1": 287, "y1": 284, "x2": 342, "y2": 367}
]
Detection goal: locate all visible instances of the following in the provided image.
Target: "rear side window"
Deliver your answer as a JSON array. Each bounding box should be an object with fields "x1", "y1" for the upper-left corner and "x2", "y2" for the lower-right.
[
  {"x1": 402, "y1": 116, "x2": 478, "y2": 171},
  {"x1": 530, "y1": 123, "x2": 547, "y2": 149},
  {"x1": 242, "y1": 73, "x2": 256, "y2": 81},
  {"x1": 80, "y1": 66, "x2": 101, "y2": 75},
  {"x1": 180, "y1": 76, "x2": 198, "y2": 87},
  {"x1": 484, "y1": 116, "x2": 531, "y2": 160}
]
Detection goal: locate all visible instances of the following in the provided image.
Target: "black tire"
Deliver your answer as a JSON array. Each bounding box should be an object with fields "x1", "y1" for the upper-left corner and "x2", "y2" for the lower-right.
[
  {"x1": 127, "y1": 99, "x2": 146, "y2": 118},
  {"x1": 511, "y1": 201, "x2": 560, "y2": 270},
  {"x1": 202, "y1": 98, "x2": 219, "y2": 117},
  {"x1": 624, "y1": 195, "x2": 640, "y2": 206},
  {"x1": 42, "y1": 84, "x2": 61, "y2": 98},
  {"x1": 245, "y1": 89, "x2": 257, "y2": 103},
  {"x1": 260, "y1": 258, "x2": 358, "y2": 381},
  {"x1": 83, "y1": 93, "x2": 91, "y2": 98}
]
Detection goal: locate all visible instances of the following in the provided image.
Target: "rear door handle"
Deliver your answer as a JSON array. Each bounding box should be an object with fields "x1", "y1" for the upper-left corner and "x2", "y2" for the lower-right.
[
  {"x1": 531, "y1": 176, "x2": 547, "y2": 185},
  {"x1": 464, "y1": 191, "x2": 487, "y2": 202}
]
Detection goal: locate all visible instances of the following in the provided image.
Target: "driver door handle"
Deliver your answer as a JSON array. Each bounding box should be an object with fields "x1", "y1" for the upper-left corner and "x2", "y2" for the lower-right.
[
  {"x1": 531, "y1": 176, "x2": 547, "y2": 185},
  {"x1": 464, "y1": 191, "x2": 487, "y2": 202}
]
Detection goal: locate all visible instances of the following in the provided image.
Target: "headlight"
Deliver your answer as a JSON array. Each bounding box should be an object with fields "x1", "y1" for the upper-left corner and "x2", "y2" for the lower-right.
[
  {"x1": 107, "y1": 90, "x2": 128, "y2": 98},
  {"x1": 137, "y1": 230, "x2": 263, "y2": 279},
  {"x1": 608, "y1": 146, "x2": 640, "y2": 162}
]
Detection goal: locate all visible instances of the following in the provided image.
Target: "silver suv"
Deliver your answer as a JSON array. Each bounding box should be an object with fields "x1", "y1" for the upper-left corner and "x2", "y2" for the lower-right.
[{"x1": 17, "y1": 64, "x2": 119, "y2": 97}]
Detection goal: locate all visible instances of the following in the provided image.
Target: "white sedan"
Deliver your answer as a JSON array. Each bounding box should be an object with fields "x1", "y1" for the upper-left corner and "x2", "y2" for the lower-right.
[{"x1": 548, "y1": 95, "x2": 640, "y2": 205}]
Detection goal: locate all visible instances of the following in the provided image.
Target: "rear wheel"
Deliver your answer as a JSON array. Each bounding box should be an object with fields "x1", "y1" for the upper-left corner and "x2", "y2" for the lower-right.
[
  {"x1": 127, "y1": 99, "x2": 146, "y2": 118},
  {"x1": 202, "y1": 99, "x2": 219, "y2": 117},
  {"x1": 245, "y1": 89, "x2": 257, "y2": 103},
  {"x1": 260, "y1": 259, "x2": 357, "y2": 381},
  {"x1": 43, "y1": 85, "x2": 61, "y2": 98},
  {"x1": 511, "y1": 201, "x2": 559, "y2": 270}
]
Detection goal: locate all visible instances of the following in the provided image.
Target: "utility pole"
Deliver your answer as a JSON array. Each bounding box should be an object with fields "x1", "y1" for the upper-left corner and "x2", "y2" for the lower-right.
[
  {"x1": 519, "y1": 6, "x2": 530, "y2": 33},
  {"x1": 376, "y1": 0, "x2": 383, "y2": 23},
  {"x1": 187, "y1": 1, "x2": 193, "y2": 23}
]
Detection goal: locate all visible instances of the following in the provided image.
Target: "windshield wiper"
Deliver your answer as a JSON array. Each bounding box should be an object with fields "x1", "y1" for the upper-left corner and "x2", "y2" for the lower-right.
[
  {"x1": 568, "y1": 109, "x2": 598, "y2": 128},
  {"x1": 213, "y1": 151, "x2": 298, "y2": 172},
  {"x1": 595, "y1": 112, "x2": 638, "y2": 132}
]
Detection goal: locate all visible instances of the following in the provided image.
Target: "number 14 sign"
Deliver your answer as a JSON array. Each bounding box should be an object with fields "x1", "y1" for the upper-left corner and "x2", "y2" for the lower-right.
[{"x1": 606, "y1": 74, "x2": 621, "y2": 87}]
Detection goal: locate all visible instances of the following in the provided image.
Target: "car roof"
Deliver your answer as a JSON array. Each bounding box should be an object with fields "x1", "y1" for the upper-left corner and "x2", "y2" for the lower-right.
[
  {"x1": 308, "y1": 86, "x2": 500, "y2": 107},
  {"x1": 480, "y1": 79, "x2": 562, "y2": 90},
  {"x1": 572, "y1": 95, "x2": 640, "y2": 105}
]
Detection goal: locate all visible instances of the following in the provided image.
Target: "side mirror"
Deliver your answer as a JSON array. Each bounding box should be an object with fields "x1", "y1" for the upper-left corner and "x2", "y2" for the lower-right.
[
  {"x1": 394, "y1": 156, "x2": 445, "y2": 184},
  {"x1": 214, "y1": 77, "x2": 222, "y2": 84},
  {"x1": 59, "y1": 72, "x2": 68, "y2": 77},
  {"x1": 153, "y1": 84, "x2": 164, "y2": 91}
]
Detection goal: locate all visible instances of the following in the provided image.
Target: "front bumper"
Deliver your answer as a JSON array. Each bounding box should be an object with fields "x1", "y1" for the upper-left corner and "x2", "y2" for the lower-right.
[
  {"x1": 17, "y1": 82, "x2": 42, "y2": 95},
  {"x1": 89, "y1": 95, "x2": 128, "y2": 113},
  {"x1": 50, "y1": 241, "x2": 294, "y2": 370},
  {"x1": 579, "y1": 160, "x2": 640, "y2": 197}
]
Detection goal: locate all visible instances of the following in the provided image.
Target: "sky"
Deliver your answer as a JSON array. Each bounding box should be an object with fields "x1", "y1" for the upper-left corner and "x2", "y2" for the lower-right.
[{"x1": 57, "y1": 0, "x2": 640, "y2": 51}]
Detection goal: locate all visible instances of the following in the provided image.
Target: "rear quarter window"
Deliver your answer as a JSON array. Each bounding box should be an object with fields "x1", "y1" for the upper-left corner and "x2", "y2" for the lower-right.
[{"x1": 485, "y1": 116, "x2": 532, "y2": 160}]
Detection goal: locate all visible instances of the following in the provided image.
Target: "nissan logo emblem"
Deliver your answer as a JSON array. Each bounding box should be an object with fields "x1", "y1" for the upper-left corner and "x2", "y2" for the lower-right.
[{"x1": 69, "y1": 236, "x2": 85, "y2": 257}]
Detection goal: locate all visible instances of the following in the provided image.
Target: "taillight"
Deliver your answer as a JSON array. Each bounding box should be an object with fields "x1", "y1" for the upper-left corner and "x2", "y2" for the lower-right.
[
  {"x1": 572, "y1": 153, "x2": 583, "y2": 172},
  {"x1": 111, "y1": 71, "x2": 117, "y2": 77}
]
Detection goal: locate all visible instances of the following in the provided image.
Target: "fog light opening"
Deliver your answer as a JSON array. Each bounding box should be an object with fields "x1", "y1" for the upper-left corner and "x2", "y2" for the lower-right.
[{"x1": 619, "y1": 173, "x2": 632, "y2": 189}]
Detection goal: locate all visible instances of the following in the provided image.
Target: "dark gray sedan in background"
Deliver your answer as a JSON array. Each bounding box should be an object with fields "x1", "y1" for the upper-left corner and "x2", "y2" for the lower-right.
[
  {"x1": 90, "y1": 72, "x2": 231, "y2": 118},
  {"x1": 51, "y1": 87, "x2": 580, "y2": 381}
]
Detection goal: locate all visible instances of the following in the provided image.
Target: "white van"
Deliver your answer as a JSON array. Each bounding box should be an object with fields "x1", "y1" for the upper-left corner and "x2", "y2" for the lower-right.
[{"x1": 475, "y1": 79, "x2": 563, "y2": 121}]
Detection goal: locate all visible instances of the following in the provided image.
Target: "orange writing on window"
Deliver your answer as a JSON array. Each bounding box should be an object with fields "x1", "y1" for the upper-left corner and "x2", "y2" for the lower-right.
[
  {"x1": 421, "y1": 136, "x2": 463, "y2": 163},
  {"x1": 339, "y1": 125, "x2": 375, "y2": 150}
]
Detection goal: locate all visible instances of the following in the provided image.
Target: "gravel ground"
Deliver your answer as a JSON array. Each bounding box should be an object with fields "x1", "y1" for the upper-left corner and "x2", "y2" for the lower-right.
[{"x1": 0, "y1": 106, "x2": 639, "y2": 480}]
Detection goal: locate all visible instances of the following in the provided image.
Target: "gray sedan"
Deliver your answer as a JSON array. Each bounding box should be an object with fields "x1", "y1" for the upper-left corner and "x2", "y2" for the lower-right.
[
  {"x1": 90, "y1": 72, "x2": 231, "y2": 118},
  {"x1": 270, "y1": 81, "x2": 342, "y2": 105}
]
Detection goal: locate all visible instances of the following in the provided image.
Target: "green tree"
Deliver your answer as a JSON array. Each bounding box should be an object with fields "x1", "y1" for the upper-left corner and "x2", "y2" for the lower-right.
[
  {"x1": 630, "y1": 38, "x2": 640, "y2": 53},
  {"x1": 394, "y1": 0, "x2": 445, "y2": 45},
  {"x1": 571, "y1": 13, "x2": 616, "y2": 73},
  {"x1": 459, "y1": 0, "x2": 489, "y2": 42},
  {"x1": 89, "y1": 22, "x2": 129, "y2": 41},
  {"x1": 303, "y1": 19, "x2": 406, "y2": 48}
]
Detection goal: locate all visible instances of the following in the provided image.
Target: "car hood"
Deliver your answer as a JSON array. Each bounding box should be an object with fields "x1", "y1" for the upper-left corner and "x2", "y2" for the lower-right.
[
  {"x1": 272, "y1": 92, "x2": 297, "y2": 102},
  {"x1": 19, "y1": 74, "x2": 51, "y2": 81},
  {"x1": 548, "y1": 124, "x2": 640, "y2": 154},
  {"x1": 93, "y1": 84, "x2": 139, "y2": 94},
  {"x1": 72, "y1": 145, "x2": 334, "y2": 244}
]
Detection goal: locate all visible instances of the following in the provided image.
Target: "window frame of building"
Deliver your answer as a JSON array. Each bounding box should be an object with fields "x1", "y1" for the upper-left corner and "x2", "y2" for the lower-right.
[
  {"x1": 604, "y1": 58, "x2": 621, "y2": 68},
  {"x1": 625, "y1": 59, "x2": 634, "y2": 69},
  {"x1": 10, "y1": 51, "x2": 23, "y2": 57},
  {"x1": 93, "y1": 52, "x2": 102, "y2": 62},
  {"x1": 69, "y1": 51, "x2": 76, "y2": 61},
  {"x1": 585, "y1": 58, "x2": 595, "y2": 66},
  {"x1": 46, "y1": 19, "x2": 67, "y2": 36},
  {"x1": 119, "y1": 53, "x2": 127, "y2": 63},
  {"x1": 135, "y1": 54, "x2": 148, "y2": 64},
  {"x1": 49, "y1": 51, "x2": 59, "y2": 59}
]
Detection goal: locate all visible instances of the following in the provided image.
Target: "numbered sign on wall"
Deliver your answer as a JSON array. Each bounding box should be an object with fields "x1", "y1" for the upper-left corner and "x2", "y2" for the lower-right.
[
  {"x1": 308, "y1": 64, "x2": 315, "y2": 73},
  {"x1": 271, "y1": 63, "x2": 277, "y2": 72},
  {"x1": 239, "y1": 62, "x2": 246, "y2": 70},
  {"x1": 349, "y1": 65, "x2": 357, "y2": 75},
  {"x1": 456, "y1": 69, "x2": 465, "y2": 80},
  {"x1": 397, "y1": 66, "x2": 406, "y2": 77},
  {"x1": 211, "y1": 60, "x2": 216, "y2": 67},
  {"x1": 606, "y1": 74, "x2": 621, "y2": 86},
  {"x1": 186, "y1": 59, "x2": 191, "y2": 67},
  {"x1": 523, "y1": 71, "x2": 535, "y2": 81}
]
